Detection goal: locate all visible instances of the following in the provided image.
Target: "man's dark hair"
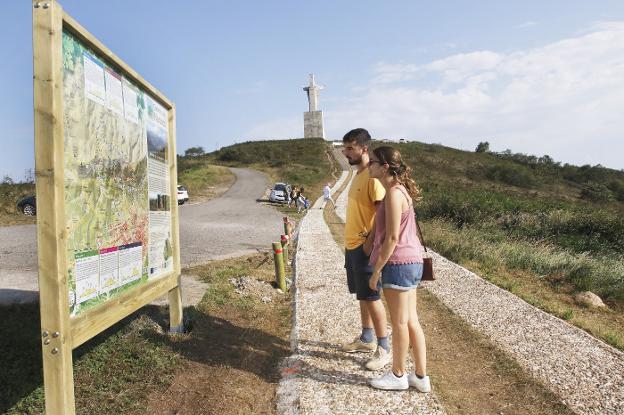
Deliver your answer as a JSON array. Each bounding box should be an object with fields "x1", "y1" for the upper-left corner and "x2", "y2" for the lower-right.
[{"x1": 342, "y1": 128, "x2": 371, "y2": 146}]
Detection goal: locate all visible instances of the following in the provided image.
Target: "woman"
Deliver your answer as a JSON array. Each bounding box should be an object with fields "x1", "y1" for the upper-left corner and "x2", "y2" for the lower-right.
[{"x1": 366, "y1": 146, "x2": 430, "y2": 392}]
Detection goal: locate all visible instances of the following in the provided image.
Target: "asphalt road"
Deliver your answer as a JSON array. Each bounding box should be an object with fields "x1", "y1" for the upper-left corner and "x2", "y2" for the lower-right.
[{"x1": 0, "y1": 167, "x2": 285, "y2": 303}]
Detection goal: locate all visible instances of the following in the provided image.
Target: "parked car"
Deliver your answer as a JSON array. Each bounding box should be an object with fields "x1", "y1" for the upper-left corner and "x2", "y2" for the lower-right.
[
  {"x1": 17, "y1": 195, "x2": 36, "y2": 216},
  {"x1": 177, "y1": 185, "x2": 189, "y2": 205},
  {"x1": 269, "y1": 182, "x2": 291, "y2": 204}
]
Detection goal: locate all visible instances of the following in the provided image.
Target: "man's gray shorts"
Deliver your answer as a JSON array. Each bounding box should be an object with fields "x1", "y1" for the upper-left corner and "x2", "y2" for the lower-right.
[{"x1": 345, "y1": 244, "x2": 381, "y2": 301}]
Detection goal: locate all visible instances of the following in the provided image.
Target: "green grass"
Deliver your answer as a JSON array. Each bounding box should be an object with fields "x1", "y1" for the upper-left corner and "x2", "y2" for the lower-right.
[
  {"x1": 204, "y1": 137, "x2": 334, "y2": 198},
  {"x1": 385, "y1": 141, "x2": 624, "y2": 304},
  {"x1": 1, "y1": 304, "x2": 181, "y2": 415},
  {"x1": 423, "y1": 219, "x2": 624, "y2": 302}
]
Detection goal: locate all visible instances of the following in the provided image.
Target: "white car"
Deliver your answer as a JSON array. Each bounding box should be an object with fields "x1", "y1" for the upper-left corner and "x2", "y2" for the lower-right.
[
  {"x1": 269, "y1": 182, "x2": 291, "y2": 204},
  {"x1": 177, "y1": 185, "x2": 189, "y2": 205}
]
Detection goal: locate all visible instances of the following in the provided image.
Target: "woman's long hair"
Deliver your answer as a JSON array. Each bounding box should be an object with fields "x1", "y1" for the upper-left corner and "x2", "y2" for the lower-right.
[{"x1": 372, "y1": 146, "x2": 422, "y2": 202}]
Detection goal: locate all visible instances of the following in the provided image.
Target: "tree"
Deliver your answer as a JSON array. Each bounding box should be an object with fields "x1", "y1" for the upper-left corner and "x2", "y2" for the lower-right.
[
  {"x1": 1, "y1": 175, "x2": 14, "y2": 185},
  {"x1": 475, "y1": 141, "x2": 490, "y2": 153},
  {"x1": 184, "y1": 146, "x2": 205, "y2": 157}
]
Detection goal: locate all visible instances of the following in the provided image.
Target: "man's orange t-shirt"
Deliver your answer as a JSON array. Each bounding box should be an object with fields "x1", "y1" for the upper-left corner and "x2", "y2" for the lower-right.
[{"x1": 344, "y1": 168, "x2": 385, "y2": 250}]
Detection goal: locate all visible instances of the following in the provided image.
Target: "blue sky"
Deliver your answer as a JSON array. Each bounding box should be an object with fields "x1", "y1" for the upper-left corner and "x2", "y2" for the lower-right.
[{"x1": 2, "y1": 1, "x2": 624, "y2": 181}]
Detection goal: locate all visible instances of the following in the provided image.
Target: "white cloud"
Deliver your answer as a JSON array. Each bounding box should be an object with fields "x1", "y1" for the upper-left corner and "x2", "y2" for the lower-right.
[{"x1": 326, "y1": 21, "x2": 624, "y2": 169}]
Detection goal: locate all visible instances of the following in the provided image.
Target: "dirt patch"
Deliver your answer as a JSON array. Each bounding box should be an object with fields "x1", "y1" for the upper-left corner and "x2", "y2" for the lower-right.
[
  {"x1": 187, "y1": 181, "x2": 235, "y2": 205},
  {"x1": 418, "y1": 288, "x2": 574, "y2": 415},
  {"x1": 229, "y1": 275, "x2": 286, "y2": 303},
  {"x1": 135, "y1": 254, "x2": 292, "y2": 415}
]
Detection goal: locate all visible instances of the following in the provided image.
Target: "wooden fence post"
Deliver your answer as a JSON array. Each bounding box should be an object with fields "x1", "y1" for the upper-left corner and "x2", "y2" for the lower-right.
[
  {"x1": 281, "y1": 234, "x2": 289, "y2": 267},
  {"x1": 272, "y1": 242, "x2": 286, "y2": 291}
]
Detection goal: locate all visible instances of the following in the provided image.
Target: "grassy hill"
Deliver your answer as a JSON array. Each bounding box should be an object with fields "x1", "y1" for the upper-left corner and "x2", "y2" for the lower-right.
[
  {"x1": 188, "y1": 137, "x2": 335, "y2": 203},
  {"x1": 388, "y1": 141, "x2": 624, "y2": 348}
]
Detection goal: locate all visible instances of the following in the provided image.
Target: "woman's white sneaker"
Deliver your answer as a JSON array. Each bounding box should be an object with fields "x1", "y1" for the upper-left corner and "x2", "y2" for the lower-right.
[
  {"x1": 408, "y1": 374, "x2": 431, "y2": 392},
  {"x1": 369, "y1": 370, "x2": 409, "y2": 390}
]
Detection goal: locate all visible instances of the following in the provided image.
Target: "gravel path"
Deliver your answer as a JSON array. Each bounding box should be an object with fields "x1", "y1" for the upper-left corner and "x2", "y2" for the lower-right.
[
  {"x1": 278, "y1": 179, "x2": 445, "y2": 414},
  {"x1": 307, "y1": 172, "x2": 624, "y2": 414}
]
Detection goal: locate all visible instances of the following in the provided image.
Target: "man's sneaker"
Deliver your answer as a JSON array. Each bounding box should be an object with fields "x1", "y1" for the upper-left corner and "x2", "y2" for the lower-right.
[
  {"x1": 342, "y1": 336, "x2": 376, "y2": 353},
  {"x1": 408, "y1": 374, "x2": 431, "y2": 393},
  {"x1": 369, "y1": 370, "x2": 409, "y2": 390},
  {"x1": 364, "y1": 346, "x2": 392, "y2": 370}
]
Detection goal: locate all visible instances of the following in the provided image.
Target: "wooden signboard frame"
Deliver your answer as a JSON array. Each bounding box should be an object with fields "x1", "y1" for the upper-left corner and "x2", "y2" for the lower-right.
[{"x1": 32, "y1": 1, "x2": 182, "y2": 413}]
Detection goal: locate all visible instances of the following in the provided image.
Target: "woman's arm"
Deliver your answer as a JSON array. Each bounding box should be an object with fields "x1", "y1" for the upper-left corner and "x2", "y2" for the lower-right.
[{"x1": 369, "y1": 189, "x2": 402, "y2": 290}]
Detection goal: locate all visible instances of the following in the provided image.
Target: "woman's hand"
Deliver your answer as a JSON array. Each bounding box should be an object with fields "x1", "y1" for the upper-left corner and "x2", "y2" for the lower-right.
[{"x1": 369, "y1": 271, "x2": 381, "y2": 292}]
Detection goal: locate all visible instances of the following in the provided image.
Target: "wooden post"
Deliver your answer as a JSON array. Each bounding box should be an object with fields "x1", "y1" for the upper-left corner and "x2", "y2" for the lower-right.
[
  {"x1": 167, "y1": 105, "x2": 184, "y2": 333},
  {"x1": 32, "y1": 1, "x2": 76, "y2": 414},
  {"x1": 281, "y1": 234, "x2": 289, "y2": 268},
  {"x1": 272, "y1": 242, "x2": 286, "y2": 291},
  {"x1": 283, "y1": 216, "x2": 289, "y2": 237}
]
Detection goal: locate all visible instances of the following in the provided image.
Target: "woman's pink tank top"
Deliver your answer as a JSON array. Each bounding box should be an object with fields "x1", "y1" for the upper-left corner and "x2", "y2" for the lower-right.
[{"x1": 369, "y1": 186, "x2": 423, "y2": 266}]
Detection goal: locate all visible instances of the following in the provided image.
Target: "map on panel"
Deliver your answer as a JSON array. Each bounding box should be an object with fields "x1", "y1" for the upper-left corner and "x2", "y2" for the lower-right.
[{"x1": 62, "y1": 30, "x2": 173, "y2": 316}]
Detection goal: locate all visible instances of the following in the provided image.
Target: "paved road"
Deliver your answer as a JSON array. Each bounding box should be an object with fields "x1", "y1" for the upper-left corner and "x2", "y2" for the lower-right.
[{"x1": 0, "y1": 167, "x2": 285, "y2": 303}]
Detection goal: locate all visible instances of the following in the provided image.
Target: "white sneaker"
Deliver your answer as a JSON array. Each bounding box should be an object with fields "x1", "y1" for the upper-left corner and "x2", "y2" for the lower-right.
[
  {"x1": 369, "y1": 370, "x2": 409, "y2": 390},
  {"x1": 364, "y1": 346, "x2": 392, "y2": 371},
  {"x1": 408, "y1": 374, "x2": 431, "y2": 392}
]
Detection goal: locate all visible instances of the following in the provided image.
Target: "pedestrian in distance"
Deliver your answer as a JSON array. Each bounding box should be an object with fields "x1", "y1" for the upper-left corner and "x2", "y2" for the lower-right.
[
  {"x1": 320, "y1": 182, "x2": 336, "y2": 209},
  {"x1": 341, "y1": 128, "x2": 391, "y2": 371},
  {"x1": 289, "y1": 186, "x2": 298, "y2": 208},
  {"x1": 296, "y1": 187, "x2": 306, "y2": 213},
  {"x1": 366, "y1": 145, "x2": 430, "y2": 392}
]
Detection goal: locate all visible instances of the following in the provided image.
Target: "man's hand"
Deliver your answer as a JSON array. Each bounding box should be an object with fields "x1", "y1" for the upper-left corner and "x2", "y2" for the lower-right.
[{"x1": 363, "y1": 240, "x2": 373, "y2": 256}]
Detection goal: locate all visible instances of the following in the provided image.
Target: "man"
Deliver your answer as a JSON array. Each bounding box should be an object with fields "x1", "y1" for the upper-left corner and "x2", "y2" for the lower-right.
[
  {"x1": 341, "y1": 128, "x2": 390, "y2": 370},
  {"x1": 320, "y1": 182, "x2": 336, "y2": 209}
]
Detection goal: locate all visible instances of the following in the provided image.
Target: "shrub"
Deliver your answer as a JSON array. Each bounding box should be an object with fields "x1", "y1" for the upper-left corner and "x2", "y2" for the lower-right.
[
  {"x1": 607, "y1": 180, "x2": 624, "y2": 202},
  {"x1": 475, "y1": 141, "x2": 490, "y2": 153},
  {"x1": 580, "y1": 182, "x2": 614, "y2": 202},
  {"x1": 485, "y1": 164, "x2": 538, "y2": 188},
  {"x1": 218, "y1": 148, "x2": 244, "y2": 163}
]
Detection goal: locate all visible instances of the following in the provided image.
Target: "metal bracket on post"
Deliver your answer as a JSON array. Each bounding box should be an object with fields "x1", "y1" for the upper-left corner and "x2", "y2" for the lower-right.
[{"x1": 169, "y1": 323, "x2": 185, "y2": 334}]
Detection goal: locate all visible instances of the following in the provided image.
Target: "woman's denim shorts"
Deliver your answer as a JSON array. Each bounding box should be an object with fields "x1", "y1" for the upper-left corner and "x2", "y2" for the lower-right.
[{"x1": 381, "y1": 262, "x2": 423, "y2": 291}]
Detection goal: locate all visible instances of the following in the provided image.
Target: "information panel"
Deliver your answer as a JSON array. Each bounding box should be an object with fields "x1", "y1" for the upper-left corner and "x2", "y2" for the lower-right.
[{"x1": 62, "y1": 31, "x2": 173, "y2": 316}]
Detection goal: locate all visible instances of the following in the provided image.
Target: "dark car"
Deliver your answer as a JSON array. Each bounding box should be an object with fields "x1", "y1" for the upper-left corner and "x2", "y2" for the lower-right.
[{"x1": 17, "y1": 195, "x2": 36, "y2": 216}]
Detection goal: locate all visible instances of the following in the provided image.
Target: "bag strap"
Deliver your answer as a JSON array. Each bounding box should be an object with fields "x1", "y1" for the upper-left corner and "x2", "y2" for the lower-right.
[{"x1": 413, "y1": 207, "x2": 428, "y2": 253}]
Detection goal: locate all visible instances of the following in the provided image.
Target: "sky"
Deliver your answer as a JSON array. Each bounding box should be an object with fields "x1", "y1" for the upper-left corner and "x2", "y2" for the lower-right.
[{"x1": 2, "y1": 0, "x2": 624, "y2": 181}]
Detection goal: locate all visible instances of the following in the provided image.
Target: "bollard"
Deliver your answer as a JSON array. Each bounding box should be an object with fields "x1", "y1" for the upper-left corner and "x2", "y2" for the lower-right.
[
  {"x1": 281, "y1": 234, "x2": 289, "y2": 267},
  {"x1": 283, "y1": 216, "x2": 289, "y2": 237},
  {"x1": 273, "y1": 242, "x2": 286, "y2": 291}
]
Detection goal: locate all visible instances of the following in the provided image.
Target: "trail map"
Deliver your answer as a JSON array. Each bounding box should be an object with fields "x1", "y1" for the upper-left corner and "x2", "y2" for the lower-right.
[{"x1": 62, "y1": 31, "x2": 173, "y2": 316}]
